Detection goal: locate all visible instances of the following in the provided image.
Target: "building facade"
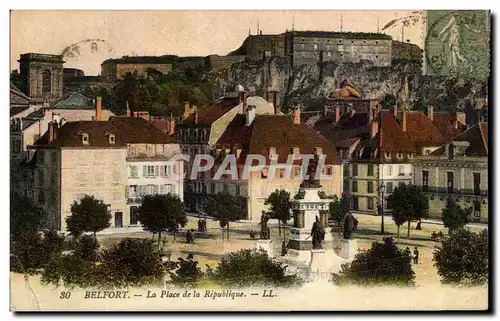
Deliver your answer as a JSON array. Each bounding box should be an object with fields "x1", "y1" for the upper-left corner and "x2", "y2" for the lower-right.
[
  {"x1": 101, "y1": 56, "x2": 176, "y2": 81},
  {"x1": 412, "y1": 123, "x2": 488, "y2": 223},
  {"x1": 29, "y1": 115, "x2": 183, "y2": 232}
]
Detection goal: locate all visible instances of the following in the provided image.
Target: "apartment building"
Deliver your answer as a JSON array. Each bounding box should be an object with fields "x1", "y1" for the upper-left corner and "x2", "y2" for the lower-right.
[{"x1": 413, "y1": 123, "x2": 488, "y2": 223}]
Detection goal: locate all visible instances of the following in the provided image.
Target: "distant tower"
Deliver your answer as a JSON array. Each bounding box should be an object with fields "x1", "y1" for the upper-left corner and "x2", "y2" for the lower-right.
[{"x1": 18, "y1": 53, "x2": 64, "y2": 103}]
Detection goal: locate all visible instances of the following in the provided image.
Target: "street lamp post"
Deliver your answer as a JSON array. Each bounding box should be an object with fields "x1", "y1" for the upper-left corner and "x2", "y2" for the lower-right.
[{"x1": 378, "y1": 184, "x2": 385, "y2": 235}]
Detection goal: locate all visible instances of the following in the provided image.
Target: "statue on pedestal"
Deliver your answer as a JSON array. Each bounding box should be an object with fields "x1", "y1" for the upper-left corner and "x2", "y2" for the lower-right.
[
  {"x1": 300, "y1": 154, "x2": 322, "y2": 188},
  {"x1": 343, "y1": 212, "x2": 357, "y2": 240},
  {"x1": 259, "y1": 211, "x2": 271, "y2": 240},
  {"x1": 311, "y1": 216, "x2": 325, "y2": 249}
]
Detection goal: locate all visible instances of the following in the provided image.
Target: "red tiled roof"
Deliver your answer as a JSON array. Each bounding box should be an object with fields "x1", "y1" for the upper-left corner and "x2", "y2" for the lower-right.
[
  {"x1": 110, "y1": 117, "x2": 176, "y2": 144},
  {"x1": 180, "y1": 97, "x2": 240, "y2": 126},
  {"x1": 433, "y1": 112, "x2": 465, "y2": 141},
  {"x1": 216, "y1": 114, "x2": 341, "y2": 165},
  {"x1": 35, "y1": 121, "x2": 125, "y2": 148},
  {"x1": 377, "y1": 110, "x2": 414, "y2": 152},
  {"x1": 399, "y1": 111, "x2": 447, "y2": 148},
  {"x1": 430, "y1": 122, "x2": 488, "y2": 157},
  {"x1": 35, "y1": 117, "x2": 176, "y2": 148}
]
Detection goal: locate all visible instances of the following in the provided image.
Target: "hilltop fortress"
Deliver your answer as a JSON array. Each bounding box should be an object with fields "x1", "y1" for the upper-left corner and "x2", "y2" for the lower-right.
[{"x1": 100, "y1": 30, "x2": 422, "y2": 79}]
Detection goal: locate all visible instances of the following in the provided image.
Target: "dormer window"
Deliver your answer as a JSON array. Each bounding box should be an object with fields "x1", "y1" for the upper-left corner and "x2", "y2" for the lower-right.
[
  {"x1": 292, "y1": 147, "x2": 300, "y2": 160},
  {"x1": 314, "y1": 147, "x2": 323, "y2": 155},
  {"x1": 78, "y1": 131, "x2": 89, "y2": 145},
  {"x1": 106, "y1": 132, "x2": 115, "y2": 145},
  {"x1": 407, "y1": 153, "x2": 413, "y2": 159},
  {"x1": 397, "y1": 152, "x2": 404, "y2": 159},
  {"x1": 385, "y1": 152, "x2": 391, "y2": 159},
  {"x1": 269, "y1": 147, "x2": 276, "y2": 155}
]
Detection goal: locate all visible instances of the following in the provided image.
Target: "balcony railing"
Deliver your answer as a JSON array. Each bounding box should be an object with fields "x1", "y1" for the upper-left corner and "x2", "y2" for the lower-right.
[{"x1": 423, "y1": 187, "x2": 488, "y2": 197}]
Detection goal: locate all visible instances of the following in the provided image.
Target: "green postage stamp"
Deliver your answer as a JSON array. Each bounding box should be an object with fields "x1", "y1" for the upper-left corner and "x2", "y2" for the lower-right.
[{"x1": 424, "y1": 10, "x2": 491, "y2": 80}]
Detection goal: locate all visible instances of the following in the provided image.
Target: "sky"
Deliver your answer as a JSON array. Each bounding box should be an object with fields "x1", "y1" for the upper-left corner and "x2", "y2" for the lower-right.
[{"x1": 10, "y1": 10, "x2": 424, "y2": 75}]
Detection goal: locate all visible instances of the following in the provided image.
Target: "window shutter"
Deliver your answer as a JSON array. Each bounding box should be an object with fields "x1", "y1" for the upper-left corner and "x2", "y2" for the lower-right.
[
  {"x1": 143, "y1": 166, "x2": 147, "y2": 177},
  {"x1": 153, "y1": 185, "x2": 159, "y2": 195},
  {"x1": 159, "y1": 185, "x2": 165, "y2": 194},
  {"x1": 155, "y1": 165, "x2": 159, "y2": 177}
]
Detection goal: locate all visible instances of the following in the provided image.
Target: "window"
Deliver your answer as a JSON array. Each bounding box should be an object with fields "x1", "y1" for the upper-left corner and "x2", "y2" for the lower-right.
[
  {"x1": 352, "y1": 196, "x2": 359, "y2": 210},
  {"x1": 422, "y1": 170, "x2": 429, "y2": 192},
  {"x1": 130, "y1": 166, "x2": 138, "y2": 178},
  {"x1": 426, "y1": 150, "x2": 431, "y2": 155},
  {"x1": 14, "y1": 140, "x2": 21, "y2": 153},
  {"x1": 473, "y1": 173, "x2": 481, "y2": 195},
  {"x1": 352, "y1": 164, "x2": 358, "y2": 177},
  {"x1": 223, "y1": 184, "x2": 229, "y2": 193},
  {"x1": 147, "y1": 145, "x2": 154, "y2": 157},
  {"x1": 130, "y1": 207, "x2": 140, "y2": 225},
  {"x1": 326, "y1": 166, "x2": 333, "y2": 176},
  {"x1": 447, "y1": 172, "x2": 454, "y2": 193},
  {"x1": 386, "y1": 182, "x2": 393, "y2": 193},
  {"x1": 367, "y1": 164, "x2": 374, "y2": 176},
  {"x1": 38, "y1": 190, "x2": 45, "y2": 204},
  {"x1": 147, "y1": 184, "x2": 155, "y2": 195},
  {"x1": 385, "y1": 152, "x2": 391, "y2": 159},
  {"x1": 145, "y1": 165, "x2": 155, "y2": 177},
  {"x1": 314, "y1": 44, "x2": 318, "y2": 50},
  {"x1": 112, "y1": 170, "x2": 120, "y2": 183},
  {"x1": 473, "y1": 201, "x2": 481, "y2": 217},
  {"x1": 164, "y1": 165, "x2": 172, "y2": 177},
  {"x1": 51, "y1": 170, "x2": 57, "y2": 186},
  {"x1": 51, "y1": 151, "x2": 57, "y2": 164},
  {"x1": 368, "y1": 197, "x2": 374, "y2": 209},
  {"x1": 211, "y1": 183, "x2": 216, "y2": 194},
  {"x1": 38, "y1": 170, "x2": 44, "y2": 186},
  {"x1": 367, "y1": 181, "x2": 374, "y2": 193},
  {"x1": 109, "y1": 134, "x2": 115, "y2": 145},
  {"x1": 352, "y1": 181, "x2": 358, "y2": 193},
  {"x1": 129, "y1": 185, "x2": 138, "y2": 198},
  {"x1": 398, "y1": 165, "x2": 404, "y2": 176},
  {"x1": 39, "y1": 151, "x2": 45, "y2": 164},
  {"x1": 235, "y1": 185, "x2": 240, "y2": 196},
  {"x1": 80, "y1": 133, "x2": 89, "y2": 144},
  {"x1": 397, "y1": 152, "x2": 403, "y2": 159},
  {"x1": 42, "y1": 70, "x2": 51, "y2": 95}
]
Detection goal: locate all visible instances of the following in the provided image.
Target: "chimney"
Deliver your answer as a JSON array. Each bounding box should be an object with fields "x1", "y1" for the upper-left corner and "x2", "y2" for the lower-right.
[
  {"x1": 427, "y1": 105, "x2": 434, "y2": 121},
  {"x1": 48, "y1": 122, "x2": 56, "y2": 143},
  {"x1": 371, "y1": 120, "x2": 379, "y2": 138},
  {"x1": 456, "y1": 112, "x2": 466, "y2": 125},
  {"x1": 266, "y1": 90, "x2": 274, "y2": 105},
  {"x1": 95, "y1": 96, "x2": 103, "y2": 121},
  {"x1": 335, "y1": 106, "x2": 340, "y2": 123},
  {"x1": 169, "y1": 119, "x2": 175, "y2": 135},
  {"x1": 126, "y1": 101, "x2": 131, "y2": 117},
  {"x1": 246, "y1": 105, "x2": 256, "y2": 126},
  {"x1": 193, "y1": 107, "x2": 198, "y2": 124},
  {"x1": 392, "y1": 104, "x2": 398, "y2": 118},
  {"x1": 183, "y1": 101, "x2": 191, "y2": 119},
  {"x1": 402, "y1": 111, "x2": 407, "y2": 132},
  {"x1": 273, "y1": 90, "x2": 280, "y2": 114},
  {"x1": 238, "y1": 91, "x2": 248, "y2": 113},
  {"x1": 293, "y1": 105, "x2": 301, "y2": 125}
]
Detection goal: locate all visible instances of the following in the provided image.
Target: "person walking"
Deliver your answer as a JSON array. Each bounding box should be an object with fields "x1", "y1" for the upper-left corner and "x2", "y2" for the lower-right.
[{"x1": 413, "y1": 246, "x2": 419, "y2": 264}]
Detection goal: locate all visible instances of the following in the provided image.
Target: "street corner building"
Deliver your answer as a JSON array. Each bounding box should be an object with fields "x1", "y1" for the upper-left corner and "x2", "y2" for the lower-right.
[{"x1": 20, "y1": 107, "x2": 183, "y2": 232}]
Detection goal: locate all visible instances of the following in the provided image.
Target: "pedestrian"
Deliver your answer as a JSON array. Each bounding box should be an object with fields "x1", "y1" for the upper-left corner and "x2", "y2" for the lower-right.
[
  {"x1": 197, "y1": 219, "x2": 203, "y2": 232},
  {"x1": 416, "y1": 219, "x2": 422, "y2": 230},
  {"x1": 413, "y1": 246, "x2": 419, "y2": 264},
  {"x1": 186, "y1": 230, "x2": 194, "y2": 244},
  {"x1": 249, "y1": 230, "x2": 256, "y2": 240},
  {"x1": 404, "y1": 246, "x2": 411, "y2": 258},
  {"x1": 281, "y1": 241, "x2": 288, "y2": 256}
]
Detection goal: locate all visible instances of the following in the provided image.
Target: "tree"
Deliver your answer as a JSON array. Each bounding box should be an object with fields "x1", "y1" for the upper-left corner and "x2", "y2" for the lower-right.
[
  {"x1": 73, "y1": 234, "x2": 100, "y2": 262},
  {"x1": 441, "y1": 197, "x2": 471, "y2": 231},
  {"x1": 10, "y1": 190, "x2": 45, "y2": 239},
  {"x1": 168, "y1": 254, "x2": 204, "y2": 287},
  {"x1": 333, "y1": 237, "x2": 415, "y2": 286},
  {"x1": 97, "y1": 238, "x2": 165, "y2": 287},
  {"x1": 214, "y1": 248, "x2": 303, "y2": 288},
  {"x1": 265, "y1": 189, "x2": 292, "y2": 241},
  {"x1": 329, "y1": 195, "x2": 350, "y2": 235},
  {"x1": 138, "y1": 194, "x2": 186, "y2": 246},
  {"x1": 433, "y1": 228, "x2": 488, "y2": 285},
  {"x1": 66, "y1": 195, "x2": 111, "y2": 238},
  {"x1": 209, "y1": 192, "x2": 246, "y2": 241},
  {"x1": 386, "y1": 184, "x2": 429, "y2": 239}
]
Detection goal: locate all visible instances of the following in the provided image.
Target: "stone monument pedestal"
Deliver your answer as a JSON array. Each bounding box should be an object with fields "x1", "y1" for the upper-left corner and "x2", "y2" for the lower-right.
[
  {"x1": 339, "y1": 239, "x2": 358, "y2": 259},
  {"x1": 308, "y1": 249, "x2": 329, "y2": 282},
  {"x1": 256, "y1": 239, "x2": 274, "y2": 257}
]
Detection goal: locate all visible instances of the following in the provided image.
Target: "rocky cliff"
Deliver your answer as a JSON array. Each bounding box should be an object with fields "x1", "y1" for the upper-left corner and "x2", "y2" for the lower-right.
[{"x1": 206, "y1": 57, "x2": 487, "y2": 114}]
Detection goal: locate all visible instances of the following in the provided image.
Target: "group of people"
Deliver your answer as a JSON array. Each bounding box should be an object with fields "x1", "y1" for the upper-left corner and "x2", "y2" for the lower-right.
[
  {"x1": 405, "y1": 246, "x2": 420, "y2": 264},
  {"x1": 197, "y1": 218, "x2": 207, "y2": 233}
]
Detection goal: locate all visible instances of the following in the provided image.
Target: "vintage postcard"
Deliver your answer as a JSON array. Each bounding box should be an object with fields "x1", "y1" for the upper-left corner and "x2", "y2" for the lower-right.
[{"x1": 9, "y1": 10, "x2": 490, "y2": 312}]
